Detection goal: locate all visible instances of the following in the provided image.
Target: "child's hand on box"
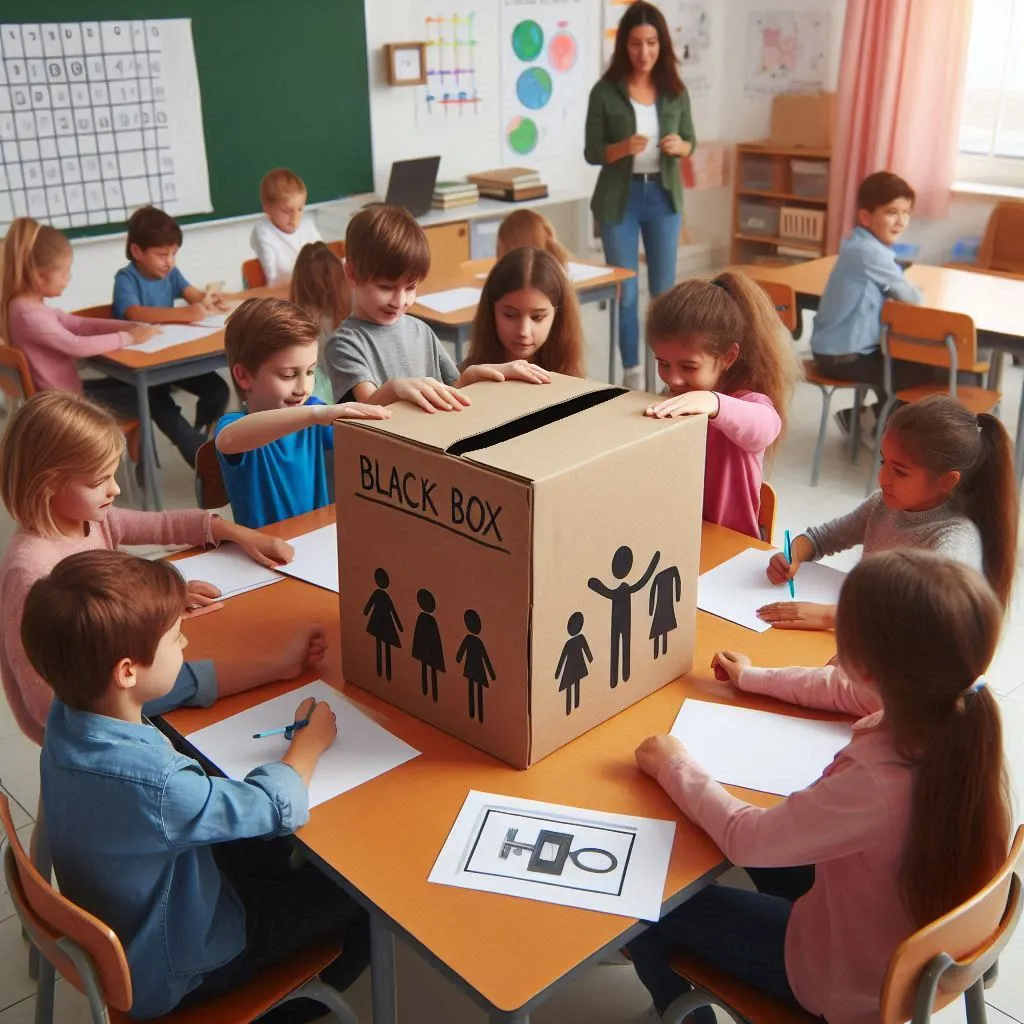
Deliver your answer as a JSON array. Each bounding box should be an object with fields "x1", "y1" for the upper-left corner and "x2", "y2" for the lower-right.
[
  {"x1": 315, "y1": 403, "x2": 392, "y2": 424},
  {"x1": 635, "y1": 734, "x2": 685, "y2": 778},
  {"x1": 461, "y1": 362, "x2": 552, "y2": 386},
  {"x1": 393, "y1": 377, "x2": 472, "y2": 413},
  {"x1": 645, "y1": 391, "x2": 720, "y2": 419}
]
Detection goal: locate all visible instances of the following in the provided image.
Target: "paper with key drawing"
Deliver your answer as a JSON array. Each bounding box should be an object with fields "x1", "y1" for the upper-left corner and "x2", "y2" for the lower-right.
[
  {"x1": 429, "y1": 790, "x2": 675, "y2": 920},
  {"x1": 186, "y1": 681, "x2": 420, "y2": 807}
]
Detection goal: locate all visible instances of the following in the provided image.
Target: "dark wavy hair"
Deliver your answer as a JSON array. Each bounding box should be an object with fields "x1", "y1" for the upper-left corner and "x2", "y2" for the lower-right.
[{"x1": 603, "y1": 2, "x2": 685, "y2": 98}]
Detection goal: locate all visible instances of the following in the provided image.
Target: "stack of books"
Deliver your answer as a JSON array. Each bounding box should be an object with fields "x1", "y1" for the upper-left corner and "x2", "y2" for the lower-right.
[
  {"x1": 467, "y1": 167, "x2": 549, "y2": 202},
  {"x1": 432, "y1": 181, "x2": 480, "y2": 210}
]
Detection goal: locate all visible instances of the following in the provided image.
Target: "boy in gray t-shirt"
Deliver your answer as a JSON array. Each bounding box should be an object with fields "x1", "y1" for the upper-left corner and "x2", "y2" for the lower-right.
[{"x1": 324, "y1": 205, "x2": 548, "y2": 411}]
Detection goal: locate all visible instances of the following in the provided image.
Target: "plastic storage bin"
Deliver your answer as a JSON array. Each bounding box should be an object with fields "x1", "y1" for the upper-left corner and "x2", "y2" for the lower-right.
[
  {"x1": 738, "y1": 199, "x2": 780, "y2": 238},
  {"x1": 790, "y1": 160, "x2": 829, "y2": 198},
  {"x1": 740, "y1": 154, "x2": 775, "y2": 191}
]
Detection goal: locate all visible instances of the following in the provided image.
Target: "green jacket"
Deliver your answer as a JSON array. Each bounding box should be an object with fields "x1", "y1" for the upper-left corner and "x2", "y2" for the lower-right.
[{"x1": 584, "y1": 78, "x2": 696, "y2": 224}]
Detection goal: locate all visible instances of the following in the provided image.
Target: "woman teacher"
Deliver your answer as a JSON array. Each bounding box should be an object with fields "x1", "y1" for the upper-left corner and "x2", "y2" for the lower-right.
[{"x1": 584, "y1": 1, "x2": 695, "y2": 390}]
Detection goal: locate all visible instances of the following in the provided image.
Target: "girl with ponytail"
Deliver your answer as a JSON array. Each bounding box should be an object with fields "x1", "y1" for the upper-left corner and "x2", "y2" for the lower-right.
[{"x1": 630, "y1": 549, "x2": 1011, "y2": 1024}]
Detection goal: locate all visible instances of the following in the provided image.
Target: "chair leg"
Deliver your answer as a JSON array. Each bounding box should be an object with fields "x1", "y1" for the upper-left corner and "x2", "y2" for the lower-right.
[
  {"x1": 848, "y1": 389, "x2": 862, "y2": 464},
  {"x1": 28, "y1": 819, "x2": 53, "y2": 984},
  {"x1": 868, "y1": 398, "x2": 896, "y2": 495},
  {"x1": 34, "y1": 959, "x2": 55, "y2": 1024},
  {"x1": 810, "y1": 385, "x2": 832, "y2": 487},
  {"x1": 662, "y1": 987, "x2": 743, "y2": 1024},
  {"x1": 964, "y1": 977, "x2": 988, "y2": 1024},
  {"x1": 274, "y1": 977, "x2": 359, "y2": 1024}
]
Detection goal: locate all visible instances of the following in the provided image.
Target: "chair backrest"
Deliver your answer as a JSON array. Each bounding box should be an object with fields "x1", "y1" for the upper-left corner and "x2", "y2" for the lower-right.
[
  {"x1": 0, "y1": 792, "x2": 133, "y2": 1012},
  {"x1": 753, "y1": 279, "x2": 798, "y2": 334},
  {"x1": 880, "y1": 826, "x2": 1024, "y2": 1024},
  {"x1": 880, "y1": 301, "x2": 978, "y2": 377},
  {"x1": 0, "y1": 342, "x2": 35, "y2": 401},
  {"x1": 327, "y1": 239, "x2": 346, "y2": 261},
  {"x1": 758, "y1": 481, "x2": 777, "y2": 544},
  {"x1": 978, "y1": 201, "x2": 1024, "y2": 275},
  {"x1": 241, "y1": 258, "x2": 268, "y2": 290},
  {"x1": 74, "y1": 304, "x2": 115, "y2": 319},
  {"x1": 195, "y1": 439, "x2": 229, "y2": 509}
]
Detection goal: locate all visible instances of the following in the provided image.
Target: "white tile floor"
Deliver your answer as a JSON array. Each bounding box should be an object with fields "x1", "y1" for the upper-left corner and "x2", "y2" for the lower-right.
[{"x1": 1, "y1": 294, "x2": 1023, "y2": 1022}]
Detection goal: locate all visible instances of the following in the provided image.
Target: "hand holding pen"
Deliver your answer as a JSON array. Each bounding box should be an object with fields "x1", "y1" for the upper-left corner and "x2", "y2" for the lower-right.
[{"x1": 258, "y1": 697, "x2": 338, "y2": 789}]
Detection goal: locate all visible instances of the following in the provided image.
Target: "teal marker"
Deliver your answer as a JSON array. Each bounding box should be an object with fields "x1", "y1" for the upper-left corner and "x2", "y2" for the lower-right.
[
  {"x1": 253, "y1": 700, "x2": 316, "y2": 740},
  {"x1": 784, "y1": 530, "x2": 796, "y2": 598}
]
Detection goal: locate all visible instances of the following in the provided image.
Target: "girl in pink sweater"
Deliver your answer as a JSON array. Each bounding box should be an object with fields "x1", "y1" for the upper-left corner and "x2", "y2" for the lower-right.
[
  {"x1": 629, "y1": 550, "x2": 1010, "y2": 1024},
  {"x1": 644, "y1": 272, "x2": 800, "y2": 538},
  {"x1": 0, "y1": 391, "x2": 319, "y2": 745}
]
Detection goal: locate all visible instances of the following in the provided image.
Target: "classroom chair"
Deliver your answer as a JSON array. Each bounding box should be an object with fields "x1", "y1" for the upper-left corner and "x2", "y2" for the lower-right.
[
  {"x1": 0, "y1": 793, "x2": 360, "y2": 1024},
  {"x1": 868, "y1": 302, "x2": 999, "y2": 492},
  {"x1": 194, "y1": 440, "x2": 229, "y2": 509},
  {"x1": 800, "y1": 361, "x2": 870, "y2": 487},
  {"x1": 947, "y1": 201, "x2": 1024, "y2": 279},
  {"x1": 753, "y1": 279, "x2": 798, "y2": 335},
  {"x1": 757, "y1": 481, "x2": 777, "y2": 545},
  {"x1": 74, "y1": 303, "x2": 115, "y2": 319},
  {"x1": 660, "y1": 826, "x2": 1022, "y2": 1024},
  {"x1": 241, "y1": 241, "x2": 347, "y2": 290}
]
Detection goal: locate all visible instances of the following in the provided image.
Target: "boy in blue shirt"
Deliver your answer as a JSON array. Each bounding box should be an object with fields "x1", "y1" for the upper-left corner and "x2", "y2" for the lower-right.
[
  {"x1": 110, "y1": 205, "x2": 230, "y2": 465},
  {"x1": 216, "y1": 297, "x2": 390, "y2": 528},
  {"x1": 27, "y1": 549, "x2": 368, "y2": 1021}
]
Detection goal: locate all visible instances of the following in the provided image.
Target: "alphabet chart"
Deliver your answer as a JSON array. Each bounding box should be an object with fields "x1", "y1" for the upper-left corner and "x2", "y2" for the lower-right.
[{"x1": 0, "y1": 19, "x2": 211, "y2": 229}]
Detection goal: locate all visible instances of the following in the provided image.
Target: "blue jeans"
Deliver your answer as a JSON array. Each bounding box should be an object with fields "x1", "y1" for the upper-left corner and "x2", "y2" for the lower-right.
[
  {"x1": 627, "y1": 866, "x2": 813, "y2": 1020},
  {"x1": 600, "y1": 178, "x2": 683, "y2": 370}
]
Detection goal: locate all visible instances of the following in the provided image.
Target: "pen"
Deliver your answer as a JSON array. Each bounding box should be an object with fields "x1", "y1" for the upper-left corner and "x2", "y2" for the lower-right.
[
  {"x1": 253, "y1": 700, "x2": 315, "y2": 740},
  {"x1": 784, "y1": 529, "x2": 796, "y2": 599}
]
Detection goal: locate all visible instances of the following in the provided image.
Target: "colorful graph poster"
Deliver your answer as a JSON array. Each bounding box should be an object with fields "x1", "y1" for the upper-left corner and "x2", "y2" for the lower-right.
[
  {"x1": 417, "y1": 9, "x2": 482, "y2": 121},
  {"x1": 500, "y1": 0, "x2": 592, "y2": 162}
]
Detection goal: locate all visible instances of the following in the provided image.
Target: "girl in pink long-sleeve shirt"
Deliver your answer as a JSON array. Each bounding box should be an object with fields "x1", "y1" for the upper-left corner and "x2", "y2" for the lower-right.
[
  {"x1": 644, "y1": 272, "x2": 801, "y2": 538},
  {"x1": 629, "y1": 550, "x2": 1011, "y2": 1024}
]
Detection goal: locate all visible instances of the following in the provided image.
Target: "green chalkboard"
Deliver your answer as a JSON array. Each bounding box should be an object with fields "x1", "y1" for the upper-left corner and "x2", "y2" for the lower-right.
[{"x1": 2, "y1": 2, "x2": 373, "y2": 238}]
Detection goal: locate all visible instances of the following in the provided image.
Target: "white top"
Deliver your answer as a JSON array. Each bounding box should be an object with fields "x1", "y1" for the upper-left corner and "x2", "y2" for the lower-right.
[
  {"x1": 630, "y1": 98, "x2": 661, "y2": 174},
  {"x1": 249, "y1": 215, "x2": 323, "y2": 287}
]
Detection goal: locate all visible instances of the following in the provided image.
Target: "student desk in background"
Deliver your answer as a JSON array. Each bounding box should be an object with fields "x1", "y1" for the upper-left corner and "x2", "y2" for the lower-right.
[
  {"x1": 412, "y1": 259, "x2": 637, "y2": 379},
  {"x1": 85, "y1": 286, "x2": 286, "y2": 512},
  {"x1": 747, "y1": 258, "x2": 1024, "y2": 482},
  {"x1": 162, "y1": 506, "x2": 837, "y2": 1024}
]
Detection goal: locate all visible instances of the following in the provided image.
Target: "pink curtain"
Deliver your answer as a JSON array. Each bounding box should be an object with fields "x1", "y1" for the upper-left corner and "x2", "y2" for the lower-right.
[{"x1": 826, "y1": 0, "x2": 974, "y2": 252}]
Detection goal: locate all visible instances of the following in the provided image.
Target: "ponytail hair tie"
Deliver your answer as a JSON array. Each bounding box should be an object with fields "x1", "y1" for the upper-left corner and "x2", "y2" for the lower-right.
[
  {"x1": 710, "y1": 277, "x2": 729, "y2": 292},
  {"x1": 954, "y1": 675, "x2": 987, "y2": 714}
]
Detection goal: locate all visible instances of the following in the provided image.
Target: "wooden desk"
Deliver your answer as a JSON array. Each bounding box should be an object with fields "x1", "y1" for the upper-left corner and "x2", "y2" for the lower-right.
[
  {"x1": 86, "y1": 286, "x2": 287, "y2": 512},
  {"x1": 165, "y1": 507, "x2": 838, "y2": 1023},
  {"x1": 412, "y1": 260, "x2": 637, "y2": 383}
]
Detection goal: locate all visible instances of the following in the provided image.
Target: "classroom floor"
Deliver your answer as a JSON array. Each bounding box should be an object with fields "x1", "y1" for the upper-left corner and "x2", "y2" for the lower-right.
[{"x1": 1, "y1": 298, "x2": 1023, "y2": 1023}]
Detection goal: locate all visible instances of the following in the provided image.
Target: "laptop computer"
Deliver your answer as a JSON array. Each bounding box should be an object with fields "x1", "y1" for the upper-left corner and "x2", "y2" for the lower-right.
[{"x1": 381, "y1": 156, "x2": 441, "y2": 218}]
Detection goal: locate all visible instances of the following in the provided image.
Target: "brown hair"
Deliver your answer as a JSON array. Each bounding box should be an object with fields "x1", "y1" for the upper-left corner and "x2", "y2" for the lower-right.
[
  {"x1": 345, "y1": 205, "x2": 430, "y2": 284},
  {"x1": 886, "y1": 395, "x2": 1017, "y2": 608},
  {"x1": 603, "y1": 1, "x2": 685, "y2": 98},
  {"x1": 496, "y1": 210, "x2": 570, "y2": 265},
  {"x1": 225, "y1": 297, "x2": 320, "y2": 401},
  {"x1": 22, "y1": 549, "x2": 187, "y2": 709},
  {"x1": 0, "y1": 391, "x2": 124, "y2": 536},
  {"x1": 466, "y1": 248, "x2": 585, "y2": 377},
  {"x1": 290, "y1": 242, "x2": 351, "y2": 336},
  {"x1": 857, "y1": 172, "x2": 916, "y2": 214},
  {"x1": 836, "y1": 549, "x2": 1011, "y2": 927},
  {"x1": 1, "y1": 217, "x2": 72, "y2": 341},
  {"x1": 125, "y1": 205, "x2": 182, "y2": 260},
  {"x1": 260, "y1": 167, "x2": 307, "y2": 207},
  {"x1": 646, "y1": 271, "x2": 802, "y2": 454}
]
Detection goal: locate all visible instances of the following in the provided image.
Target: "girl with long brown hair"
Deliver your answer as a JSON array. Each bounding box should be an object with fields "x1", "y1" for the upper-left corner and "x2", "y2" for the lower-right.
[
  {"x1": 643, "y1": 270, "x2": 801, "y2": 538},
  {"x1": 630, "y1": 549, "x2": 1011, "y2": 1024}
]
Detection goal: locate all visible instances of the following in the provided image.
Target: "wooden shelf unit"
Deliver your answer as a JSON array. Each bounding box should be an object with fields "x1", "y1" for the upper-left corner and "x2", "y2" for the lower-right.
[{"x1": 731, "y1": 142, "x2": 832, "y2": 265}]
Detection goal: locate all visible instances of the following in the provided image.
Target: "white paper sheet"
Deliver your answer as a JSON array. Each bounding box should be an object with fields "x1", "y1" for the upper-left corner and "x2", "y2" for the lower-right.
[
  {"x1": 429, "y1": 790, "x2": 675, "y2": 921},
  {"x1": 275, "y1": 526, "x2": 339, "y2": 593},
  {"x1": 670, "y1": 699, "x2": 852, "y2": 796},
  {"x1": 172, "y1": 544, "x2": 283, "y2": 599},
  {"x1": 131, "y1": 322, "x2": 223, "y2": 354},
  {"x1": 186, "y1": 681, "x2": 420, "y2": 807},
  {"x1": 416, "y1": 287, "x2": 482, "y2": 314},
  {"x1": 193, "y1": 311, "x2": 231, "y2": 329},
  {"x1": 697, "y1": 547, "x2": 846, "y2": 633},
  {"x1": 566, "y1": 261, "x2": 611, "y2": 283}
]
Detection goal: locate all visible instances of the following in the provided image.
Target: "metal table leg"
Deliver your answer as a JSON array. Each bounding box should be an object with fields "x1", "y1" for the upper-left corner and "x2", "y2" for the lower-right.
[
  {"x1": 134, "y1": 370, "x2": 164, "y2": 511},
  {"x1": 370, "y1": 912, "x2": 398, "y2": 1024},
  {"x1": 607, "y1": 293, "x2": 619, "y2": 384}
]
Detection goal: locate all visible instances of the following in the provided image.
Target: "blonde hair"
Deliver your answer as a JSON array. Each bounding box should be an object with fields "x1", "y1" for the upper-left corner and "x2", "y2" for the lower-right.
[
  {"x1": 0, "y1": 390, "x2": 124, "y2": 536},
  {"x1": 496, "y1": 210, "x2": 570, "y2": 265},
  {"x1": 260, "y1": 168, "x2": 307, "y2": 207},
  {"x1": 1, "y1": 218, "x2": 72, "y2": 341},
  {"x1": 466, "y1": 248, "x2": 586, "y2": 377},
  {"x1": 290, "y1": 242, "x2": 351, "y2": 337},
  {"x1": 646, "y1": 271, "x2": 802, "y2": 454}
]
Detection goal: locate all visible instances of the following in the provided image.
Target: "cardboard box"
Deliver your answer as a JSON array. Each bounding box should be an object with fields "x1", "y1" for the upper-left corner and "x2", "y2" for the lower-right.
[
  {"x1": 769, "y1": 92, "x2": 835, "y2": 150},
  {"x1": 334, "y1": 375, "x2": 706, "y2": 768}
]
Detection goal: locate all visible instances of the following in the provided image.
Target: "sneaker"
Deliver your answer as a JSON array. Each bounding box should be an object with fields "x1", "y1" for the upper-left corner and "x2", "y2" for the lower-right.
[
  {"x1": 623, "y1": 366, "x2": 644, "y2": 391},
  {"x1": 858, "y1": 405, "x2": 878, "y2": 450},
  {"x1": 832, "y1": 407, "x2": 853, "y2": 435},
  {"x1": 634, "y1": 1006, "x2": 662, "y2": 1022}
]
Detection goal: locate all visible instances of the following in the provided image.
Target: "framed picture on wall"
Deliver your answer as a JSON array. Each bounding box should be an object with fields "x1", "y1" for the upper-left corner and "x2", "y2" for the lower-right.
[{"x1": 384, "y1": 42, "x2": 428, "y2": 86}]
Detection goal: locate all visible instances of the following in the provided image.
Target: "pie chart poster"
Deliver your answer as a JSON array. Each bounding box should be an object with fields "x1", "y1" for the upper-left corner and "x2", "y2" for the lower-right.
[{"x1": 500, "y1": 0, "x2": 594, "y2": 163}]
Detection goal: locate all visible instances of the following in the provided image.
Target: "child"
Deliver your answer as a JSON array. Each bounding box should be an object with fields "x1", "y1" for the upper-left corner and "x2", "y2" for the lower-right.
[
  {"x1": 643, "y1": 271, "x2": 801, "y2": 539},
  {"x1": 630, "y1": 549, "x2": 1010, "y2": 1024},
  {"x1": 289, "y1": 241, "x2": 351, "y2": 402},
  {"x1": 216, "y1": 297, "x2": 390, "y2": 529},
  {"x1": 0, "y1": 390, "x2": 300, "y2": 746},
  {"x1": 323, "y1": 204, "x2": 551, "y2": 412},
  {"x1": 27, "y1": 549, "x2": 368, "y2": 1020},
  {"x1": 760, "y1": 394, "x2": 1017, "y2": 630},
  {"x1": 112, "y1": 205, "x2": 230, "y2": 462},
  {"x1": 250, "y1": 167, "x2": 324, "y2": 287},
  {"x1": 810, "y1": 172, "x2": 924, "y2": 433},
  {"x1": 464, "y1": 247, "x2": 586, "y2": 377},
  {"x1": 495, "y1": 209, "x2": 570, "y2": 265}
]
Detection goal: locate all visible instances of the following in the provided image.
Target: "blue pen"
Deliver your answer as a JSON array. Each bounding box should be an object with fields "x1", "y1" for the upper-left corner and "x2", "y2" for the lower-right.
[
  {"x1": 784, "y1": 530, "x2": 796, "y2": 598},
  {"x1": 253, "y1": 700, "x2": 315, "y2": 740}
]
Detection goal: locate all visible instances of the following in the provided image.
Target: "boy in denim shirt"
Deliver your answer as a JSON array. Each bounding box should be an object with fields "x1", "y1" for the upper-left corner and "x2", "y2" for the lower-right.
[{"x1": 28, "y1": 550, "x2": 368, "y2": 1021}]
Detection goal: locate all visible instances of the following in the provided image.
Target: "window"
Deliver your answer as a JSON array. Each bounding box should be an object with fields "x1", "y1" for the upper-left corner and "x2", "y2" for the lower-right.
[{"x1": 957, "y1": 0, "x2": 1024, "y2": 189}]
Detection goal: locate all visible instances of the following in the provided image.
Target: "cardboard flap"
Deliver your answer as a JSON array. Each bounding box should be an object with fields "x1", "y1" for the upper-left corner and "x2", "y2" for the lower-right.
[
  {"x1": 466, "y1": 390, "x2": 707, "y2": 481},
  {"x1": 337, "y1": 375, "x2": 612, "y2": 453}
]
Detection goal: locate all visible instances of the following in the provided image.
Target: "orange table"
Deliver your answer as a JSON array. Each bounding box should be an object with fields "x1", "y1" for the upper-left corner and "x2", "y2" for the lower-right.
[
  {"x1": 165, "y1": 507, "x2": 838, "y2": 1023},
  {"x1": 85, "y1": 286, "x2": 286, "y2": 511}
]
